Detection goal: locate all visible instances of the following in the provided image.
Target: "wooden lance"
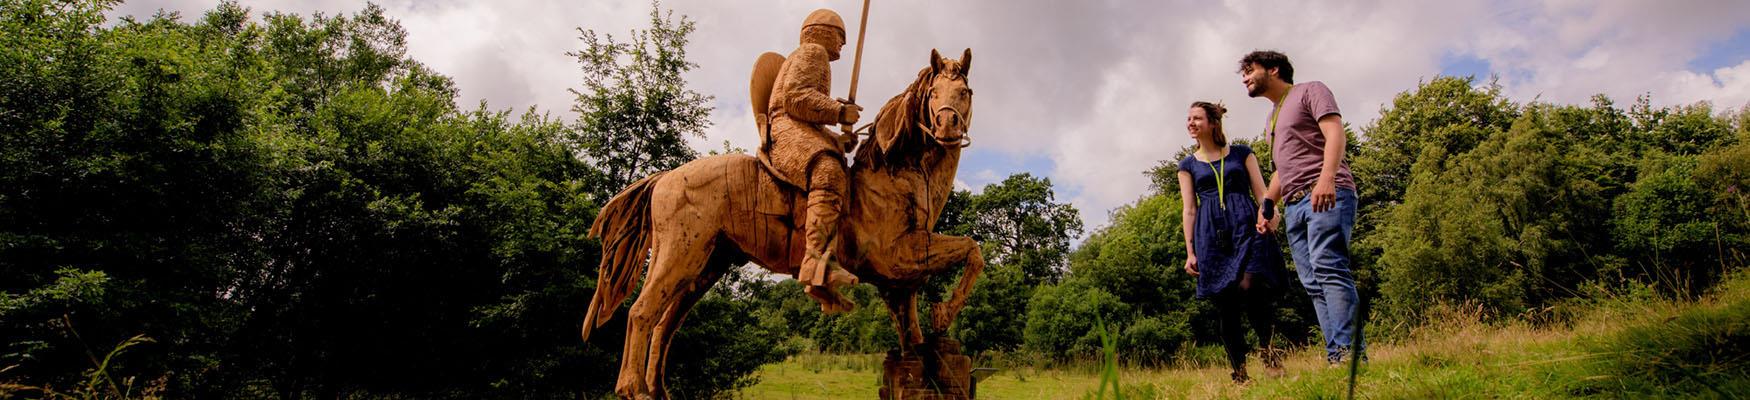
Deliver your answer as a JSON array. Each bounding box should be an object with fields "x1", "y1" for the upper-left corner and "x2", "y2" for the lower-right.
[{"x1": 841, "y1": 0, "x2": 870, "y2": 139}]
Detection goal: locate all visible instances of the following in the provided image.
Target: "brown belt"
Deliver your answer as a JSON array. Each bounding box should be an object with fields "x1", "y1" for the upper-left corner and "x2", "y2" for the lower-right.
[{"x1": 1284, "y1": 190, "x2": 1308, "y2": 204}]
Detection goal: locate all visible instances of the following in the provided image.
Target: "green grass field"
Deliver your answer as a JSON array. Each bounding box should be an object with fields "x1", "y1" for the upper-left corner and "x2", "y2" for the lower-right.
[{"x1": 738, "y1": 272, "x2": 1750, "y2": 399}]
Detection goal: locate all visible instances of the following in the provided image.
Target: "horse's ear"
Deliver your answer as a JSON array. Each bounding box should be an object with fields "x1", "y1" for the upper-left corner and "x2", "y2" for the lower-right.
[
  {"x1": 959, "y1": 48, "x2": 972, "y2": 76},
  {"x1": 930, "y1": 49, "x2": 943, "y2": 75}
]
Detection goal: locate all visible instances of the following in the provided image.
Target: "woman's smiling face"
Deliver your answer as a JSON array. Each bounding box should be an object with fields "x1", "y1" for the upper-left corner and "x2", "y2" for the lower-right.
[{"x1": 1187, "y1": 106, "x2": 1212, "y2": 141}]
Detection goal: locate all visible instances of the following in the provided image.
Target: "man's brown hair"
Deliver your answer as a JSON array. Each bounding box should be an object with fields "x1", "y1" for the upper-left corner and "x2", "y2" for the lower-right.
[{"x1": 1239, "y1": 50, "x2": 1294, "y2": 84}]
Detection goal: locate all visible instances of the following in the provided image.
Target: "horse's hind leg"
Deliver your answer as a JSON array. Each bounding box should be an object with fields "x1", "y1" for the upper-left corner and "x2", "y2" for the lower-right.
[
  {"x1": 616, "y1": 238, "x2": 715, "y2": 399},
  {"x1": 880, "y1": 286, "x2": 924, "y2": 353},
  {"x1": 645, "y1": 245, "x2": 736, "y2": 398}
]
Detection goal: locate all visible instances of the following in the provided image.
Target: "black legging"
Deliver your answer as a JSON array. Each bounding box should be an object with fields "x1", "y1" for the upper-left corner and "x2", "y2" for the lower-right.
[{"x1": 1211, "y1": 273, "x2": 1276, "y2": 371}]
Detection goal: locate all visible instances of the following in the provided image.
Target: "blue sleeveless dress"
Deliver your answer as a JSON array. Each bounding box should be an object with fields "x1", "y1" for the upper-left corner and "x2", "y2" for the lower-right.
[{"x1": 1178, "y1": 144, "x2": 1287, "y2": 298}]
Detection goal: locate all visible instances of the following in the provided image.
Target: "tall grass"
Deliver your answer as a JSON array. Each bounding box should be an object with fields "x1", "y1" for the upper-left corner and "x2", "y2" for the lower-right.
[
  {"x1": 1080, "y1": 315, "x2": 1159, "y2": 400},
  {"x1": 1, "y1": 334, "x2": 163, "y2": 400},
  {"x1": 744, "y1": 270, "x2": 1750, "y2": 399},
  {"x1": 1560, "y1": 271, "x2": 1750, "y2": 397}
]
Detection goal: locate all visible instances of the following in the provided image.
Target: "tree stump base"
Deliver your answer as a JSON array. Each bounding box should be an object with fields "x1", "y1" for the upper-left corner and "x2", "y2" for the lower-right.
[{"x1": 880, "y1": 337, "x2": 974, "y2": 400}]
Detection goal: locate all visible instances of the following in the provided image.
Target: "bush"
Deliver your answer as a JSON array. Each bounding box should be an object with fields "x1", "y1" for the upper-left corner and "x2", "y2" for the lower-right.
[
  {"x1": 1611, "y1": 153, "x2": 1723, "y2": 295},
  {"x1": 949, "y1": 264, "x2": 1030, "y2": 354},
  {"x1": 1023, "y1": 281, "x2": 1130, "y2": 358},
  {"x1": 1117, "y1": 315, "x2": 1190, "y2": 366},
  {"x1": 1372, "y1": 105, "x2": 1613, "y2": 325}
]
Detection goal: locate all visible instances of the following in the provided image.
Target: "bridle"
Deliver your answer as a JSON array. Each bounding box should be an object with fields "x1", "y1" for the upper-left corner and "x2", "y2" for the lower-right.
[
  {"x1": 852, "y1": 70, "x2": 972, "y2": 149},
  {"x1": 915, "y1": 75, "x2": 972, "y2": 148}
]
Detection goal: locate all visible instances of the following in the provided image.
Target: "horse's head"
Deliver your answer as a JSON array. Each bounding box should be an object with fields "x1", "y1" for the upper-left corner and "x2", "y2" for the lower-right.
[
  {"x1": 857, "y1": 48, "x2": 975, "y2": 169},
  {"x1": 921, "y1": 49, "x2": 973, "y2": 147}
]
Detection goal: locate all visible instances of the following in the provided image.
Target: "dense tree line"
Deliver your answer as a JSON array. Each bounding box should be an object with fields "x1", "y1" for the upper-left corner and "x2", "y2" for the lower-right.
[
  {"x1": 1, "y1": 1, "x2": 783, "y2": 398},
  {"x1": 4, "y1": 0, "x2": 1747, "y2": 398}
]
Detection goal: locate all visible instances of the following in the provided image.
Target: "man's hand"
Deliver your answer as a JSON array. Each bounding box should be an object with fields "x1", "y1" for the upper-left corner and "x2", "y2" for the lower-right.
[
  {"x1": 1256, "y1": 212, "x2": 1280, "y2": 235},
  {"x1": 1256, "y1": 208, "x2": 1273, "y2": 234},
  {"x1": 1184, "y1": 255, "x2": 1200, "y2": 277},
  {"x1": 1311, "y1": 178, "x2": 1337, "y2": 213},
  {"x1": 837, "y1": 98, "x2": 863, "y2": 126}
]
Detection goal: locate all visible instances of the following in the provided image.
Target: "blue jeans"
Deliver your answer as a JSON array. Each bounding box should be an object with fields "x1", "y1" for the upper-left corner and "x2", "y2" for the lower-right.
[{"x1": 1285, "y1": 188, "x2": 1359, "y2": 362}]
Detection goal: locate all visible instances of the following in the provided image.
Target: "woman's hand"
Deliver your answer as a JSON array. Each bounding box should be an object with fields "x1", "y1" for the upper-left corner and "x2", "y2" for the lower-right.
[
  {"x1": 1256, "y1": 209, "x2": 1280, "y2": 234},
  {"x1": 1184, "y1": 255, "x2": 1200, "y2": 277}
]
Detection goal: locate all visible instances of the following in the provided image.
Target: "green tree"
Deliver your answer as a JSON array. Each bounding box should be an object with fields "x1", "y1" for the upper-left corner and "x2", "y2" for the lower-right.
[
  {"x1": 1353, "y1": 76, "x2": 1519, "y2": 212},
  {"x1": 0, "y1": 1, "x2": 784, "y2": 397},
  {"x1": 567, "y1": 2, "x2": 712, "y2": 198},
  {"x1": 1695, "y1": 121, "x2": 1750, "y2": 269},
  {"x1": 1068, "y1": 195, "x2": 1189, "y2": 317},
  {"x1": 1349, "y1": 77, "x2": 1520, "y2": 298},
  {"x1": 2, "y1": 0, "x2": 287, "y2": 392},
  {"x1": 929, "y1": 174, "x2": 1080, "y2": 353},
  {"x1": 1371, "y1": 104, "x2": 1614, "y2": 323},
  {"x1": 964, "y1": 173, "x2": 1082, "y2": 285},
  {"x1": 1022, "y1": 279, "x2": 1131, "y2": 357},
  {"x1": 948, "y1": 263, "x2": 1031, "y2": 354},
  {"x1": 1627, "y1": 98, "x2": 1736, "y2": 156},
  {"x1": 1611, "y1": 154, "x2": 1723, "y2": 295}
]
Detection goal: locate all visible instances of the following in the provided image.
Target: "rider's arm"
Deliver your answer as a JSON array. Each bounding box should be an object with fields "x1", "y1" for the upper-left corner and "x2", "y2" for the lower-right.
[{"x1": 783, "y1": 44, "x2": 849, "y2": 125}]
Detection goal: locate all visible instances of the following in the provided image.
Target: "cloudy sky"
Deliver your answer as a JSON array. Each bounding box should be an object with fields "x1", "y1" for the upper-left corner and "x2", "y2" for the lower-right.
[{"x1": 114, "y1": 0, "x2": 1750, "y2": 236}]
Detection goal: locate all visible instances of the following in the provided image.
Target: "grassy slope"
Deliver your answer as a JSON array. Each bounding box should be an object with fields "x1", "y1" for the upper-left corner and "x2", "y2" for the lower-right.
[{"x1": 739, "y1": 272, "x2": 1750, "y2": 399}]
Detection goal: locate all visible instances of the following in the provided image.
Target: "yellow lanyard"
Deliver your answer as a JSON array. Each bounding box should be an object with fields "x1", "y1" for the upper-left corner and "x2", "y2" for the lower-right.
[
  {"x1": 1267, "y1": 84, "x2": 1295, "y2": 138},
  {"x1": 1204, "y1": 154, "x2": 1226, "y2": 210}
]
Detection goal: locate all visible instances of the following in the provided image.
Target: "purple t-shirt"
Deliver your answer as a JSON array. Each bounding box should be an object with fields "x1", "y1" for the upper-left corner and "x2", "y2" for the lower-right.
[{"x1": 1268, "y1": 81, "x2": 1355, "y2": 199}]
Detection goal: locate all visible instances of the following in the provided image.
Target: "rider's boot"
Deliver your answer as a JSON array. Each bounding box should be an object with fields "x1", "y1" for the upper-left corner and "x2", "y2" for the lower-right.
[{"x1": 799, "y1": 157, "x2": 856, "y2": 314}]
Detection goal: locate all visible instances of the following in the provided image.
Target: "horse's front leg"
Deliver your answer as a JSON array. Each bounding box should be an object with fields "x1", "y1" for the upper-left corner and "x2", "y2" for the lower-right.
[{"x1": 896, "y1": 233, "x2": 985, "y2": 333}]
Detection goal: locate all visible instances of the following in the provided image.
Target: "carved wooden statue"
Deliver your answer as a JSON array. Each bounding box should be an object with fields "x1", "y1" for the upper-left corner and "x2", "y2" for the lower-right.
[{"x1": 580, "y1": 28, "x2": 981, "y2": 398}]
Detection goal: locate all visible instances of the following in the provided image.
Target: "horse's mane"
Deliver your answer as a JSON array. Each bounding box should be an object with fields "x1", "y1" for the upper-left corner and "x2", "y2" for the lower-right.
[{"x1": 852, "y1": 66, "x2": 938, "y2": 170}]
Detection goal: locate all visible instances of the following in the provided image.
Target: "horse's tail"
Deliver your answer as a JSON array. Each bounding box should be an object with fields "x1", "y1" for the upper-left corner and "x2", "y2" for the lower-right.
[{"x1": 582, "y1": 171, "x2": 668, "y2": 343}]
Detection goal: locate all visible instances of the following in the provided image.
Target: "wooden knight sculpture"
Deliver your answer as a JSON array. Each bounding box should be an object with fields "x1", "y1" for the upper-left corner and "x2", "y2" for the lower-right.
[
  {"x1": 758, "y1": 8, "x2": 866, "y2": 313},
  {"x1": 582, "y1": 3, "x2": 985, "y2": 398}
]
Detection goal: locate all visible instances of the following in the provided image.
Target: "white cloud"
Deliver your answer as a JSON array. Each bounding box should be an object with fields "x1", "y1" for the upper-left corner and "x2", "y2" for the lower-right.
[
  {"x1": 1460, "y1": 1, "x2": 1750, "y2": 108},
  {"x1": 953, "y1": 178, "x2": 974, "y2": 192},
  {"x1": 973, "y1": 169, "x2": 999, "y2": 182},
  {"x1": 1667, "y1": 60, "x2": 1750, "y2": 110}
]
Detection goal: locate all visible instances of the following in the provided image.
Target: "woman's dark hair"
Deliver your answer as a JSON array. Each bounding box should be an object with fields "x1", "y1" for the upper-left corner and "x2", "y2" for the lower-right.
[
  {"x1": 1239, "y1": 50, "x2": 1294, "y2": 84},
  {"x1": 1191, "y1": 101, "x2": 1228, "y2": 147}
]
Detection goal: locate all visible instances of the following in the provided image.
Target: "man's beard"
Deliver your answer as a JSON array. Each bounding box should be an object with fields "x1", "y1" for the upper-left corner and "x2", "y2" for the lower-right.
[{"x1": 1247, "y1": 83, "x2": 1266, "y2": 98}]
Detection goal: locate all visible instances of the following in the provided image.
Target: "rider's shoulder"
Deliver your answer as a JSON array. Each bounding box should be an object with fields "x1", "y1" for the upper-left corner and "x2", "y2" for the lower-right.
[{"x1": 791, "y1": 43, "x2": 830, "y2": 61}]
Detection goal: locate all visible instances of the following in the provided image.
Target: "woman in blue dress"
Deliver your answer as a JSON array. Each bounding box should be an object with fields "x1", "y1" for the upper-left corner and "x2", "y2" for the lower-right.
[{"x1": 1177, "y1": 101, "x2": 1288, "y2": 383}]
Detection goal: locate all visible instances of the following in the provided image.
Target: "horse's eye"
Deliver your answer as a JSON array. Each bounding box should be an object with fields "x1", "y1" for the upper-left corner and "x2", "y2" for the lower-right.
[{"x1": 962, "y1": 88, "x2": 973, "y2": 96}]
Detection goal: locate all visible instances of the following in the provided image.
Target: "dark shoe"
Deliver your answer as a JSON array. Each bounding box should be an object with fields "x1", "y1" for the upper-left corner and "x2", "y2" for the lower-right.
[
  {"x1": 1326, "y1": 350, "x2": 1346, "y2": 368},
  {"x1": 1328, "y1": 347, "x2": 1366, "y2": 367},
  {"x1": 1262, "y1": 348, "x2": 1286, "y2": 378}
]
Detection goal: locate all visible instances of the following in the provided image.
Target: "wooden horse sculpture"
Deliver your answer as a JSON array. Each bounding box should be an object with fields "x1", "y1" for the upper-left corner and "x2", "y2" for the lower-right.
[{"x1": 582, "y1": 49, "x2": 980, "y2": 399}]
